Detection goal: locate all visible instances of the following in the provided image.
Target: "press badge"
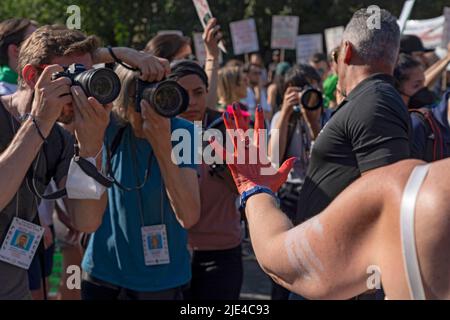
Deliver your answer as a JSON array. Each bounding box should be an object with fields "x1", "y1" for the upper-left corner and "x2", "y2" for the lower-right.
[
  {"x1": 141, "y1": 225, "x2": 170, "y2": 266},
  {"x1": 0, "y1": 217, "x2": 44, "y2": 270}
]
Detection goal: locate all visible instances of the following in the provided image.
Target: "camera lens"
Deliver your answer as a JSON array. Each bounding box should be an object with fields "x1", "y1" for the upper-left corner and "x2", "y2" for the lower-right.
[
  {"x1": 301, "y1": 87, "x2": 323, "y2": 110},
  {"x1": 75, "y1": 68, "x2": 121, "y2": 104},
  {"x1": 150, "y1": 81, "x2": 189, "y2": 117}
]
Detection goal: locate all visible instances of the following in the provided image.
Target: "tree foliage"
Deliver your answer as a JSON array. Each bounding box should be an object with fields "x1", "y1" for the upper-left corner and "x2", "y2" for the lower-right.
[{"x1": 1, "y1": 0, "x2": 448, "y2": 62}]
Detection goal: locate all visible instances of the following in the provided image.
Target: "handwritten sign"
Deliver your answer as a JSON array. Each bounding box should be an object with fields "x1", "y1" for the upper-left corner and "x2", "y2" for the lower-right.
[
  {"x1": 230, "y1": 18, "x2": 259, "y2": 55},
  {"x1": 271, "y1": 16, "x2": 299, "y2": 49},
  {"x1": 325, "y1": 26, "x2": 344, "y2": 54},
  {"x1": 296, "y1": 34, "x2": 323, "y2": 64}
]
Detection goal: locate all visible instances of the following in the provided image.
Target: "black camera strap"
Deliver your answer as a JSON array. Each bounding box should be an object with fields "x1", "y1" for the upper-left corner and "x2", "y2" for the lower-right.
[{"x1": 105, "y1": 124, "x2": 154, "y2": 192}]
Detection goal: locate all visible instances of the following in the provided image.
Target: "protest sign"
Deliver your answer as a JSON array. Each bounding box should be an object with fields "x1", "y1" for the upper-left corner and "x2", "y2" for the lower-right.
[
  {"x1": 193, "y1": 32, "x2": 223, "y2": 65},
  {"x1": 271, "y1": 15, "x2": 299, "y2": 49},
  {"x1": 296, "y1": 34, "x2": 323, "y2": 64},
  {"x1": 443, "y1": 7, "x2": 450, "y2": 47},
  {"x1": 398, "y1": 0, "x2": 416, "y2": 33},
  {"x1": 404, "y1": 15, "x2": 445, "y2": 49},
  {"x1": 324, "y1": 26, "x2": 344, "y2": 54},
  {"x1": 229, "y1": 18, "x2": 259, "y2": 55},
  {"x1": 192, "y1": 0, "x2": 227, "y2": 53}
]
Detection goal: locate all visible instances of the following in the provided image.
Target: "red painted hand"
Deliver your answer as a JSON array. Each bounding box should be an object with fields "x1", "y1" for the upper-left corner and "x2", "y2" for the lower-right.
[{"x1": 210, "y1": 104, "x2": 296, "y2": 194}]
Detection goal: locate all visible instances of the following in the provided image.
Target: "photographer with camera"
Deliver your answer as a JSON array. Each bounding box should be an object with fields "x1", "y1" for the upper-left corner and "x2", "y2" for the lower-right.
[
  {"x1": 0, "y1": 24, "x2": 168, "y2": 300},
  {"x1": 167, "y1": 59, "x2": 244, "y2": 300},
  {"x1": 267, "y1": 64, "x2": 323, "y2": 299},
  {"x1": 80, "y1": 60, "x2": 200, "y2": 300}
]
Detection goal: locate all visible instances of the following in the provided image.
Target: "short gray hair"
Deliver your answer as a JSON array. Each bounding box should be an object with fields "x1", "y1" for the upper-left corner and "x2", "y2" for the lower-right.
[{"x1": 342, "y1": 8, "x2": 400, "y2": 67}]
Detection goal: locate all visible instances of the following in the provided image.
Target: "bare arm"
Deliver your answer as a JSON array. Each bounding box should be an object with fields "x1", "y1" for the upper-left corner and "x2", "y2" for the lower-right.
[
  {"x1": 424, "y1": 44, "x2": 450, "y2": 88},
  {"x1": 203, "y1": 18, "x2": 222, "y2": 110},
  {"x1": 245, "y1": 172, "x2": 384, "y2": 299},
  {"x1": 0, "y1": 118, "x2": 49, "y2": 211},
  {"x1": 141, "y1": 100, "x2": 200, "y2": 229}
]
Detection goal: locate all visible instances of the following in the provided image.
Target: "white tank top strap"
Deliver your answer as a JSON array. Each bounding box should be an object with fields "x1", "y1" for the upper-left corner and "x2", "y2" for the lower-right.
[{"x1": 400, "y1": 164, "x2": 431, "y2": 300}]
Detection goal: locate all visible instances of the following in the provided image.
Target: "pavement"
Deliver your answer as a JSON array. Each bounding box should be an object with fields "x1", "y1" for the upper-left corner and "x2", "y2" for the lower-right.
[{"x1": 239, "y1": 238, "x2": 272, "y2": 300}]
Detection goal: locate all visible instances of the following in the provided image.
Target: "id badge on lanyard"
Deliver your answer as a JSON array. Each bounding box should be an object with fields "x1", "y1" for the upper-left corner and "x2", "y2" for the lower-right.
[
  {"x1": 0, "y1": 194, "x2": 44, "y2": 270},
  {"x1": 138, "y1": 181, "x2": 170, "y2": 266}
]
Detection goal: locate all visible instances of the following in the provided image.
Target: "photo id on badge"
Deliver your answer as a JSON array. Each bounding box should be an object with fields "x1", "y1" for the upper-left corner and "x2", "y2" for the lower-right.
[
  {"x1": 0, "y1": 217, "x2": 44, "y2": 270},
  {"x1": 141, "y1": 224, "x2": 170, "y2": 266}
]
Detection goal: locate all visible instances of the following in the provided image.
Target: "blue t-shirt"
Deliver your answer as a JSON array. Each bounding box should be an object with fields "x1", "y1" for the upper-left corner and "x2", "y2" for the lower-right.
[{"x1": 82, "y1": 116, "x2": 197, "y2": 292}]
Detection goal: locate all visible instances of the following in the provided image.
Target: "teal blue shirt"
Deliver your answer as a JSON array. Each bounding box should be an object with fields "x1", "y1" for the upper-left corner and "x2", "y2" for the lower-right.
[{"x1": 82, "y1": 116, "x2": 197, "y2": 292}]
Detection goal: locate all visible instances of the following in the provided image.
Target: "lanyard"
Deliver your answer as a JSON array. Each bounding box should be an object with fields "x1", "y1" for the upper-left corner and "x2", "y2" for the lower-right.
[{"x1": 129, "y1": 134, "x2": 164, "y2": 227}]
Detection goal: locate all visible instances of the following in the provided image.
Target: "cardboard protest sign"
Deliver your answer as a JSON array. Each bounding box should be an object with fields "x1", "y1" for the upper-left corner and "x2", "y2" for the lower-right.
[
  {"x1": 296, "y1": 34, "x2": 323, "y2": 64},
  {"x1": 404, "y1": 15, "x2": 445, "y2": 49},
  {"x1": 324, "y1": 26, "x2": 344, "y2": 54},
  {"x1": 271, "y1": 15, "x2": 299, "y2": 49},
  {"x1": 229, "y1": 18, "x2": 259, "y2": 55},
  {"x1": 192, "y1": 0, "x2": 227, "y2": 53}
]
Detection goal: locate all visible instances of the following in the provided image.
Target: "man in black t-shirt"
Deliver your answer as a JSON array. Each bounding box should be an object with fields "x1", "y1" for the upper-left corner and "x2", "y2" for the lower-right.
[{"x1": 296, "y1": 9, "x2": 410, "y2": 225}]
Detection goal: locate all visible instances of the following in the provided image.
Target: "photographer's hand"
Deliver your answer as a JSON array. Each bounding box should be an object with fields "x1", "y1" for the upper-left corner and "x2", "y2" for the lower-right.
[
  {"x1": 30, "y1": 64, "x2": 73, "y2": 137},
  {"x1": 140, "y1": 100, "x2": 200, "y2": 229},
  {"x1": 71, "y1": 86, "x2": 112, "y2": 159},
  {"x1": 94, "y1": 47, "x2": 170, "y2": 82}
]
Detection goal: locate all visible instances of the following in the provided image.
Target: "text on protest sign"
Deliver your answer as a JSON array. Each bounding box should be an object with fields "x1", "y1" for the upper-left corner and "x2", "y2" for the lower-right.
[
  {"x1": 404, "y1": 15, "x2": 445, "y2": 49},
  {"x1": 271, "y1": 16, "x2": 300, "y2": 49},
  {"x1": 230, "y1": 18, "x2": 259, "y2": 55},
  {"x1": 325, "y1": 26, "x2": 344, "y2": 54},
  {"x1": 296, "y1": 34, "x2": 323, "y2": 64}
]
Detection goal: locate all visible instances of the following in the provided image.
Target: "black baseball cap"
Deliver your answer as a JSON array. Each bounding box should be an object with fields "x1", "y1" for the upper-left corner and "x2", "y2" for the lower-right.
[{"x1": 400, "y1": 35, "x2": 434, "y2": 54}]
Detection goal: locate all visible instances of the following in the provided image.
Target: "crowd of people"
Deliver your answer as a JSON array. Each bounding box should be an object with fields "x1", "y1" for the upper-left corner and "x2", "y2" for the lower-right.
[{"x1": 0, "y1": 6, "x2": 449, "y2": 301}]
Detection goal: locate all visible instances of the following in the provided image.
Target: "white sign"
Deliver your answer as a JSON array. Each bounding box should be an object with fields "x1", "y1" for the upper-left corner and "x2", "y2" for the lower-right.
[
  {"x1": 444, "y1": 7, "x2": 450, "y2": 47},
  {"x1": 193, "y1": 32, "x2": 223, "y2": 66},
  {"x1": 157, "y1": 30, "x2": 183, "y2": 36},
  {"x1": 271, "y1": 16, "x2": 299, "y2": 49},
  {"x1": 296, "y1": 34, "x2": 323, "y2": 64},
  {"x1": 404, "y1": 16, "x2": 445, "y2": 49},
  {"x1": 324, "y1": 26, "x2": 345, "y2": 54},
  {"x1": 398, "y1": 0, "x2": 416, "y2": 33},
  {"x1": 192, "y1": 0, "x2": 226, "y2": 53},
  {"x1": 230, "y1": 18, "x2": 259, "y2": 55},
  {"x1": 193, "y1": 32, "x2": 207, "y2": 65}
]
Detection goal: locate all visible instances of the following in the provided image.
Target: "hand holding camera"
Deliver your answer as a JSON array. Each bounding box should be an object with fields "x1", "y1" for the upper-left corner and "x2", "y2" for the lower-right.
[{"x1": 30, "y1": 65, "x2": 73, "y2": 136}]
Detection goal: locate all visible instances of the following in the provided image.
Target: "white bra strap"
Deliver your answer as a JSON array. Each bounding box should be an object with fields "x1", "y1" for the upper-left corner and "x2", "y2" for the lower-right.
[{"x1": 400, "y1": 164, "x2": 431, "y2": 300}]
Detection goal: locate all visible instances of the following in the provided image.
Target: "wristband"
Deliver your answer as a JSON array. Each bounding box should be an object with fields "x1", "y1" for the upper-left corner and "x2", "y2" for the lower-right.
[
  {"x1": 239, "y1": 185, "x2": 279, "y2": 211},
  {"x1": 22, "y1": 113, "x2": 48, "y2": 144}
]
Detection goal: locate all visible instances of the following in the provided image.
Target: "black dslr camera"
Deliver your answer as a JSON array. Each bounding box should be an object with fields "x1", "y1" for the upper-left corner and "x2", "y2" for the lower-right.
[
  {"x1": 52, "y1": 64, "x2": 121, "y2": 104},
  {"x1": 135, "y1": 79, "x2": 189, "y2": 117},
  {"x1": 297, "y1": 86, "x2": 323, "y2": 111}
]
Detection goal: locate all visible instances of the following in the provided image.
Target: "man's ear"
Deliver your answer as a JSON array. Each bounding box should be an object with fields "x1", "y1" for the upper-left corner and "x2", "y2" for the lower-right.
[
  {"x1": 343, "y1": 41, "x2": 353, "y2": 65},
  {"x1": 21, "y1": 64, "x2": 39, "y2": 88}
]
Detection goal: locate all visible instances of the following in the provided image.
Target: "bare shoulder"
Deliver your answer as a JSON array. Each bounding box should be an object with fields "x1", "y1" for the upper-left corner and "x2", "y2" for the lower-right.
[{"x1": 415, "y1": 159, "x2": 450, "y2": 299}]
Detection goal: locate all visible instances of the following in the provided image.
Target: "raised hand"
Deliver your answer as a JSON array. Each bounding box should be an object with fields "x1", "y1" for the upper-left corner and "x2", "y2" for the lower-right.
[{"x1": 211, "y1": 104, "x2": 296, "y2": 194}]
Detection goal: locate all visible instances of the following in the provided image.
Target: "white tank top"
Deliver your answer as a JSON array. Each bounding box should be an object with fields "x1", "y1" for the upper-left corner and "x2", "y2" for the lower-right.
[{"x1": 399, "y1": 164, "x2": 431, "y2": 300}]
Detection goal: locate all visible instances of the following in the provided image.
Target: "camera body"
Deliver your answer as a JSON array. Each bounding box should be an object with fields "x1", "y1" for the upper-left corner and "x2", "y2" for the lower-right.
[
  {"x1": 295, "y1": 86, "x2": 323, "y2": 111},
  {"x1": 135, "y1": 79, "x2": 189, "y2": 118},
  {"x1": 52, "y1": 64, "x2": 121, "y2": 105}
]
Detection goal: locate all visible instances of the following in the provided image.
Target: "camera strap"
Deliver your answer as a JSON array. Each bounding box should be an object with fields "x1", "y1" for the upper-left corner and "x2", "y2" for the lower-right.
[{"x1": 73, "y1": 143, "x2": 114, "y2": 188}]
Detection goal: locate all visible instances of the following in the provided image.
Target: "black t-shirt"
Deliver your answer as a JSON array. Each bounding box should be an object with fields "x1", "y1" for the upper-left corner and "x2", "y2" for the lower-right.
[
  {"x1": 0, "y1": 100, "x2": 74, "y2": 299},
  {"x1": 295, "y1": 73, "x2": 411, "y2": 224}
]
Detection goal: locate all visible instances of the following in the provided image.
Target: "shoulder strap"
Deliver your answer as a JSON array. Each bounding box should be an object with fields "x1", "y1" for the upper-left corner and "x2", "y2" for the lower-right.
[
  {"x1": 400, "y1": 164, "x2": 431, "y2": 300},
  {"x1": 410, "y1": 108, "x2": 444, "y2": 161},
  {"x1": 282, "y1": 113, "x2": 299, "y2": 163}
]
